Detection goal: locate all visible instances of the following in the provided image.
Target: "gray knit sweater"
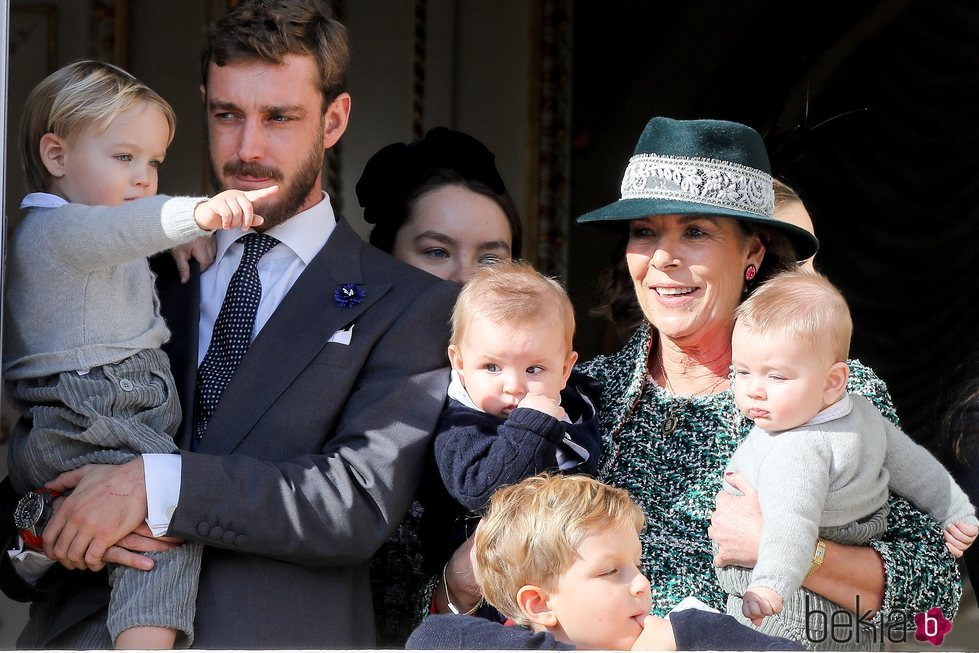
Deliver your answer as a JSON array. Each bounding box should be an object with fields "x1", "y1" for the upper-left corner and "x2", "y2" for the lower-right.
[
  {"x1": 724, "y1": 393, "x2": 978, "y2": 599},
  {"x1": 3, "y1": 194, "x2": 208, "y2": 379}
]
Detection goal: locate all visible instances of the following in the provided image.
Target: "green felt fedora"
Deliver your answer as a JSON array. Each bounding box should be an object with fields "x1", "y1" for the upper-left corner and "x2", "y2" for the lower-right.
[{"x1": 577, "y1": 117, "x2": 818, "y2": 260}]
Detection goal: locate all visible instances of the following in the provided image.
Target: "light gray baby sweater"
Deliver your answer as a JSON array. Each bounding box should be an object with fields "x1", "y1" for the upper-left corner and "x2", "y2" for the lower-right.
[
  {"x1": 724, "y1": 393, "x2": 978, "y2": 599},
  {"x1": 3, "y1": 194, "x2": 208, "y2": 380}
]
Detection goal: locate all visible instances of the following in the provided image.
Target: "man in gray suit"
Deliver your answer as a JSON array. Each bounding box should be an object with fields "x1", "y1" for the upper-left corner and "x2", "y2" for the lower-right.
[{"x1": 4, "y1": 0, "x2": 456, "y2": 647}]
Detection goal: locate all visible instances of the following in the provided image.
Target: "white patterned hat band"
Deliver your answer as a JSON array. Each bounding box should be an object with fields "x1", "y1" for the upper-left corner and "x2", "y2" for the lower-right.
[
  {"x1": 576, "y1": 117, "x2": 819, "y2": 260},
  {"x1": 619, "y1": 153, "x2": 774, "y2": 218}
]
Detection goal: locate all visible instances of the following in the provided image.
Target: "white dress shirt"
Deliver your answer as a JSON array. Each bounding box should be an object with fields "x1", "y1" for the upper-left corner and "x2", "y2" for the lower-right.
[{"x1": 144, "y1": 193, "x2": 337, "y2": 534}]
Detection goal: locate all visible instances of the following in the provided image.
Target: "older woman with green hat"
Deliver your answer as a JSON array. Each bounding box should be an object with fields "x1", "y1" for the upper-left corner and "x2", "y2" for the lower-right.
[
  {"x1": 438, "y1": 116, "x2": 958, "y2": 647},
  {"x1": 573, "y1": 116, "x2": 958, "y2": 647}
]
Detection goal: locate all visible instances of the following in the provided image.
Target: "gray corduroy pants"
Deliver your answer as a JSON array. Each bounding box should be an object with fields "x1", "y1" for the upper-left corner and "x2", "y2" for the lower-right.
[{"x1": 7, "y1": 348, "x2": 201, "y2": 647}]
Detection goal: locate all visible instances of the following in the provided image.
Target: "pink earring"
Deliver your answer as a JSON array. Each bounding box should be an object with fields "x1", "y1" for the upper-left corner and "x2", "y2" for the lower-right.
[{"x1": 745, "y1": 264, "x2": 757, "y2": 281}]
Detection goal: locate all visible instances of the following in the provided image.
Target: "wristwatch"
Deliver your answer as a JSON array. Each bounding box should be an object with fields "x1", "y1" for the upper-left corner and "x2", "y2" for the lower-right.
[
  {"x1": 14, "y1": 488, "x2": 60, "y2": 551},
  {"x1": 805, "y1": 538, "x2": 828, "y2": 579}
]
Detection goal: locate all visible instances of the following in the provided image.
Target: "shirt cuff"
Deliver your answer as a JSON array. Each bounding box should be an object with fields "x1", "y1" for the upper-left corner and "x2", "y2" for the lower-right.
[
  {"x1": 144, "y1": 453, "x2": 182, "y2": 536},
  {"x1": 7, "y1": 539, "x2": 56, "y2": 585}
]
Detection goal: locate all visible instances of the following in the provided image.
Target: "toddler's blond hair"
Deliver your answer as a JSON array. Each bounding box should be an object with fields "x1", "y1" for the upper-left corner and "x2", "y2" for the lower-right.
[
  {"x1": 736, "y1": 269, "x2": 852, "y2": 362},
  {"x1": 451, "y1": 260, "x2": 575, "y2": 353},
  {"x1": 475, "y1": 474, "x2": 644, "y2": 626},
  {"x1": 21, "y1": 59, "x2": 176, "y2": 193}
]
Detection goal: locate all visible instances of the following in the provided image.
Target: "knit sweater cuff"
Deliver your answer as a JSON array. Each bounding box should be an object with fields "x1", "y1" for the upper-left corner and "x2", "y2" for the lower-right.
[
  {"x1": 506, "y1": 408, "x2": 565, "y2": 443},
  {"x1": 161, "y1": 196, "x2": 211, "y2": 241}
]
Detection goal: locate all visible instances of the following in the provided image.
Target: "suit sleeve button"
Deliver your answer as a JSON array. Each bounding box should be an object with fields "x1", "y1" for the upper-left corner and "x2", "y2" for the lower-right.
[
  {"x1": 197, "y1": 522, "x2": 210, "y2": 537},
  {"x1": 221, "y1": 531, "x2": 236, "y2": 545},
  {"x1": 234, "y1": 534, "x2": 248, "y2": 546},
  {"x1": 210, "y1": 526, "x2": 223, "y2": 539}
]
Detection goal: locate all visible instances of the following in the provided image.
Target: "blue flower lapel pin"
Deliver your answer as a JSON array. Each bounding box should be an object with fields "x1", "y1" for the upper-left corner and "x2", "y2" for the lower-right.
[{"x1": 334, "y1": 282, "x2": 366, "y2": 308}]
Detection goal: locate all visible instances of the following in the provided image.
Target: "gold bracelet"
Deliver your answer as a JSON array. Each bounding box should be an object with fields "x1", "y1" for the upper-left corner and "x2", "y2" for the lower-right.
[
  {"x1": 443, "y1": 562, "x2": 481, "y2": 615},
  {"x1": 805, "y1": 539, "x2": 828, "y2": 579}
]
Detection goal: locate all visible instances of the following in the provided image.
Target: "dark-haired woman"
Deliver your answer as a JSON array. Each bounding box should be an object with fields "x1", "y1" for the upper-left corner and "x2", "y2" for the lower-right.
[
  {"x1": 357, "y1": 127, "x2": 522, "y2": 645},
  {"x1": 357, "y1": 126, "x2": 522, "y2": 284}
]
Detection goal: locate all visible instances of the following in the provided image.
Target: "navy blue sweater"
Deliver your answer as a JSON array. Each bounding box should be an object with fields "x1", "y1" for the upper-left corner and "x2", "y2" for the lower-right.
[
  {"x1": 420, "y1": 371, "x2": 602, "y2": 571},
  {"x1": 406, "y1": 610, "x2": 804, "y2": 650}
]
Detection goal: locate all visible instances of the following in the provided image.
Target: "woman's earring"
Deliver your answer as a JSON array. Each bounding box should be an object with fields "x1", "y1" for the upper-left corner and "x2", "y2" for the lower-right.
[{"x1": 745, "y1": 264, "x2": 757, "y2": 281}]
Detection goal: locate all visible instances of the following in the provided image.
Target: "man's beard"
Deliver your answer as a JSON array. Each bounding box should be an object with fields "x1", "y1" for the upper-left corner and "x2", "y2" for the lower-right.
[{"x1": 209, "y1": 146, "x2": 324, "y2": 231}]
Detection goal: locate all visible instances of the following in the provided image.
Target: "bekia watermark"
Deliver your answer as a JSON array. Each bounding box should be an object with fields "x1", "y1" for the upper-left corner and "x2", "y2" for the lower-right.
[
  {"x1": 914, "y1": 607, "x2": 953, "y2": 646},
  {"x1": 804, "y1": 595, "x2": 953, "y2": 646}
]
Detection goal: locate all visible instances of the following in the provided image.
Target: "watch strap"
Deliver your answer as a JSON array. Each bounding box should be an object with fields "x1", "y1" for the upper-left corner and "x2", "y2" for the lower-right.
[{"x1": 805, "y1": 538, "x2": 828, "y2": 579}]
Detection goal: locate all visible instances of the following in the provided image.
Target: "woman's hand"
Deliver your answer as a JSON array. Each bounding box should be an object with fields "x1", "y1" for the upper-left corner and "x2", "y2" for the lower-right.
[
  {"x1": 432, "y1": 532, "x2": 481, "y2": 614},
  {"x1": 709, "y1": 472, "x2": 763, "y2": 567}
]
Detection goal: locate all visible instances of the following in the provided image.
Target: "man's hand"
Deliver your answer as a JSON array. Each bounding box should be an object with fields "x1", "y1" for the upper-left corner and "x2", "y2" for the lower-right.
[
  {"x1": 709, "y1": 471, "x2": 763, "y2": 567},
  {"x1": 42, "y1": 459, "x2": 149, "y2": 572},
  {"x1": 945, "y1": 521, "x2": 979, "y2": 558},
  {"x1": 742, "y1": 586, "x2": 783, "y2": 626},
  {"x1": 172, "y1": 236, "x2": 217, "y2": 284}
]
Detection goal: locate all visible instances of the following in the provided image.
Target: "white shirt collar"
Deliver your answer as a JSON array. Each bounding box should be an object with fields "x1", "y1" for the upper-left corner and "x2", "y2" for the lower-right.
[
  {"x1": 21, "y1": 192, "x2": 68, "y2": 209},
  {"x1": 803, "y1": 392, "x2": 853, "y2": 427},
  {"x1": 447, "y1": 370, "x2": 480, "y2": 411},
  {"x1": 212, "y1": 191, "x2": 336, "y2": 265}
]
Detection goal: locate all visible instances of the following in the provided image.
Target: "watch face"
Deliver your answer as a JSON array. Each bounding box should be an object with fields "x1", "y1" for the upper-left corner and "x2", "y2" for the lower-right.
[{"x1": 14, "y1": 492, "x2": 45, "y2": 530}]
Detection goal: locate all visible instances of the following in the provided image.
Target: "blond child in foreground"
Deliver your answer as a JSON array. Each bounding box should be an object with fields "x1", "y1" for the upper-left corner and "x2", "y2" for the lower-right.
[
  {"x1": 4, "y1": 60, "x2": 276, "y2": 649},
  {"x1": 720, "y1": 270, "x2": 978, "y2": 638},
  {"x1": 409, "y1": 475, "x2": 801, "y2": 650}
]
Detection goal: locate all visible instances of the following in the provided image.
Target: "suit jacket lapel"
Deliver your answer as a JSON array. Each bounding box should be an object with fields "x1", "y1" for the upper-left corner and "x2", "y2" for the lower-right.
[
  {"x1": 152, "y1": 255, "x2": 201, "y2": 450},
  {"x1": 197, "y1": 219, "x2": 391, "y2": 454}
]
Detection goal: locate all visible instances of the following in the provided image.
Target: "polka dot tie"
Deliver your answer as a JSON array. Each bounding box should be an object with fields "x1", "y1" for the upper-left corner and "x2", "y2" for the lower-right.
[{"x1": 193, "y1": 232, "x2": 279, "y2": 449}]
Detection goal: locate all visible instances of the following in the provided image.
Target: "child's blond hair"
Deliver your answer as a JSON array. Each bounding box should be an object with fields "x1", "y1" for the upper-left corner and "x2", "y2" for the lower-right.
[
  {"x1": 735, "y1": 269, "x2": 852, "y2": 362},
  {"x1": 450, "y1": 260, "x2": 575, "y2": 353},
  {"x1": 474, "y1": 474, "x2": 644, "y2": 625},
  {"x1": 21, "y1": 59, "x2": 177, "y2": 193}
]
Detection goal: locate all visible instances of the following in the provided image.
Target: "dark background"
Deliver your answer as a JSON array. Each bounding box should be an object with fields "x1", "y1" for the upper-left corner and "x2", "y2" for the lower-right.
[{"x1": 567, "y1": 0, "x2": 979, "y2": 453}]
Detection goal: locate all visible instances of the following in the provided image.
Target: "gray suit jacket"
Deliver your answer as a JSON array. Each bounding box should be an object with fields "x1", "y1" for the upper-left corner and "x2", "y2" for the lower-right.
[{"x1": 6, "y1": 218, "x2": 457, "y2": 649}]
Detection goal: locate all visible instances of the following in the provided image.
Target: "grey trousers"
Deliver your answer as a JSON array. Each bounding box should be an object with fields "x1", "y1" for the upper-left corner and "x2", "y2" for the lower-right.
[
  {"x1": 716, "y1": 504, "x2": 889, "y2": 651},
  {"x1": 7, "y1": 348, "x2": 201, "y2": 647}
]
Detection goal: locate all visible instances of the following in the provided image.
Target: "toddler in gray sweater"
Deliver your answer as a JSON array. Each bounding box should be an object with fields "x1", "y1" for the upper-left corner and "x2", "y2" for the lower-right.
[
  {"x1": 3, "y1": 60, "x2": 274, "y2": 649},
  {"x1": 717, "y1": 270, "x2": 977, "y2": 647}
]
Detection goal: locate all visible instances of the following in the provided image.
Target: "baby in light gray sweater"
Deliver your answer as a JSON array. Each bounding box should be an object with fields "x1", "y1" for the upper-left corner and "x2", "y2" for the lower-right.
[
  {"x1": 3, "y1": 60, "x2": 274, "y2": 649},
  {"x1": 718, "y1": 270, "x2": 977, "y2": 645}
]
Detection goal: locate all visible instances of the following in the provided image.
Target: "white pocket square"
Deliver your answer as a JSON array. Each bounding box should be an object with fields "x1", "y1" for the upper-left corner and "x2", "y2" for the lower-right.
[{"x1": 328, "y1": 324, "x2": 354, "y2": 345}]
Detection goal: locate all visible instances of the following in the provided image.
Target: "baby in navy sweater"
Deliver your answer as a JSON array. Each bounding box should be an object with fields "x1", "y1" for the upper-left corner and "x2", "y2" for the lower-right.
[{"x1": 420, "y1": 261, "x2": 601, "y2": 572}]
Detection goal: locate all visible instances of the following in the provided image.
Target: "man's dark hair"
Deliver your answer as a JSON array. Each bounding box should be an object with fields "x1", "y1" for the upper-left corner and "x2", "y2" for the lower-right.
[{"x1": 201, "y1": 0, "x2": 349, "y2": 109}]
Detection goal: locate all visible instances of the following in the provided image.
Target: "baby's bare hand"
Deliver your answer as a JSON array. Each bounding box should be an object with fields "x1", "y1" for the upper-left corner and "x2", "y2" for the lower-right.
[
  {"x1": 195, "y1": 185, "x2": 278, "y2": 231},
  {"x1": 945, "y1": 521, "x2": 979, "y2": 558},
  {"x1": 742, "y1": 586, "x2": 782, "y2": 626},
  {"x1": 517, "y1": 393, "x2": 566, "y2": 420}
]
